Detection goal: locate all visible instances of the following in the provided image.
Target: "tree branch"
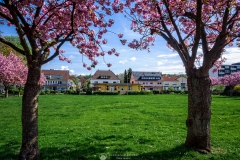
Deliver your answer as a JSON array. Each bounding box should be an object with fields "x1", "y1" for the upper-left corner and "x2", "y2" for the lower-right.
[
  {"x1": 0, "y1": 37, "x2": 25, "y2": 55},
  {"x1": 42, "y1": 32, "x2": 74, "y2": 65},
  {"x1": 155, "y1": 2, "x2": 188, "y2": 66},
  {"x1": 162, "y1": 0, "x2": 189, "y2": 56},
  {"x1": 190, "y1": 0, "x2": 202, "y2": 67}
]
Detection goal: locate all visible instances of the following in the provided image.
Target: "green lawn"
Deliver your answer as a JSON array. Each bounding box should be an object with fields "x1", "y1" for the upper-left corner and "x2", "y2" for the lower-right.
[{"x1": 0, "y1": 94, "x2": 239, "y2": 160}]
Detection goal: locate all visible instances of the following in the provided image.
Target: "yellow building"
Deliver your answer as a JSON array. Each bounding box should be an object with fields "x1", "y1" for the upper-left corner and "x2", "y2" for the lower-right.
[{"x1": 93, "y1": 83, "x2": 141, "y2": 94}]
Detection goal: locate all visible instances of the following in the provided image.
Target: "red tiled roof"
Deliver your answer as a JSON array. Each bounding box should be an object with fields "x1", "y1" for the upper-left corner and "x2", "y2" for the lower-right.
[
  {"x1": 162, "y1": 76, "x2": 179, "y2": 81},
  {"x1": 42, "y1": 70, "x2": 69, "y2": 80},
  {"x1": 91, "y1": 70, "x2": 120, "y2": 80}
]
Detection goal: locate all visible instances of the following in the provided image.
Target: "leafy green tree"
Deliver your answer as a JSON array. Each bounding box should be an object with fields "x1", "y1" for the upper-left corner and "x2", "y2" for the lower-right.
[
  {"x1": 127, "y1": 68, "x2": 132, "y2": 83},
  {"x1": 123, "y1": 70, "x2": 127, "y2": 83}
]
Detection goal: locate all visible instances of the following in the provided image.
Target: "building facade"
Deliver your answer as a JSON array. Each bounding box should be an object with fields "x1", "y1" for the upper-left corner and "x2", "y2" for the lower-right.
[
  {"x1": 162, "y1": 76, "x2": 187, "y2": 90},
  {"x1": 42, "y1": 70, "x2": 70, "y2": 91},
  {"x1": 93, "y1": 83, "x2": 141, "y2": 94},
  {"x1": 130, "y1": 71, "x2": 163, "y2": 90},
  {"x1": 218, "y1": 62, "x2": 240, "y2": 77},
  {"x1": 90, "y1": 70, "x2": 120, "y2": 86}
]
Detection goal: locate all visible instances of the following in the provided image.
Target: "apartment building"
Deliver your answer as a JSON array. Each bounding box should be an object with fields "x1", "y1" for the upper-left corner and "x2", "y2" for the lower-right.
[
  {"x1": 42, "y1": 69, "x2": 71, "y2": 91},
  {"x1": 130, "y1": 71, "x2": 163, "y2": 90},
  {"x1": 218, "y1": 62, "x2": 240, "y2": 77}
]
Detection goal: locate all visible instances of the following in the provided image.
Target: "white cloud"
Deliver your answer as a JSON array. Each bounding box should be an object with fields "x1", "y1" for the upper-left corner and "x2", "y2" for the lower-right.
[
  {"x1": 157, "y1": 53, "x2": 178, "y2": 58},
  {"x1": 69, "y1": 55, "x2": 75, "y2": 59},
  {"x1": 119, "y1": 60, "x2": 128, "y2": 64},
  {"x1": 70, "y1": 70, "x2": 74, "y2": 74},
  {"x1": 157, "y1": 62, "x2": 164, "y2": 66},
  {"x1": 60, "y1": 66, "x2": 75, "y2": 74},
  {"x1": 120, "y1": 49, "x2": 133, "y2": 53},
  {"x1": 223, "y1": 47, "x2": 240, "y2": 64},
  {"x1": 130, "y1": 57, "x2": 136, "y2": 61},
  {"x1": 61, "y1": 66, "x2": 69, "y2": 70}
]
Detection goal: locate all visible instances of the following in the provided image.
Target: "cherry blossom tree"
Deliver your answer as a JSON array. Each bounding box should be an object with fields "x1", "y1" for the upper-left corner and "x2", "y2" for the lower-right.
[
  {"x1": 0, "y1": 52, "x2": 46, "y2": 97},
  {"x1": 220, "y1": 72, "x2": 240, "y2": 96},
  {"x1": 121, "y1": 0, "x2": 240, "y2": 152},
  {"x1": 0, "y1": 0, "x2": 123, "y2": 159},
  {"x1": 210, "y1": 77, "x2": 222, "y2": 86}
]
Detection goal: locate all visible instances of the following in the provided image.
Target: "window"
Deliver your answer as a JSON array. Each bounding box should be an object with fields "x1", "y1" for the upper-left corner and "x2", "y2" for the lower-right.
[
  {"x1": 121, "y1": 86, "x2": 124, "y2": 90},
  {"x1": 103, "y1": 81, "x2": 108, "y2": 83},
  {"x1": 95, "y1": 81, "x2": 98, "y2": 83},
  {"x1": 225, "y1": 66, "x2": 229, "y2": 69},
  {"x1": 165, "y1": 82, "x2": 169, "y2": 85},
  {"x1": 157, "y1": 82, "x2": 161, "y2": 84},
  {"x1": 172, "y1": 82, "x2": 177, "y2": 85},
  {"x1": 150, "y1": 82, "x2": 153, "y2": 84},
  {"x1": 128, "y1": 86, "x2": 131, "y2": 90},
  {"x1": 113, "y1": 81, "x2": 116, "y2": 83},
  {"x1": 225, "y1": 70, "x2": 230, "y2": 73},
  {"x1": 106, "y1": 86, "x2": 109, "y2": 90},
  {"x1": 146, "y1": 82, "x2": 148, "y2": 84}
]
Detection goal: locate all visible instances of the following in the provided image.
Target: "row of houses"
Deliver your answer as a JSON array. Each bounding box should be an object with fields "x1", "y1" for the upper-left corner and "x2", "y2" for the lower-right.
[
  {"x1": 90, "y1": 70, "x2": 187, "y2": 93},
  {"x1": 40, "y1": 69, "x2": 188, "y2": 93}
]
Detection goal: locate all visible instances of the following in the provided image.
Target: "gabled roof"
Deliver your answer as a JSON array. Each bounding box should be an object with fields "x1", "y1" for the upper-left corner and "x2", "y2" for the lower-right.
[
  {"x1": 232, "y1": 62, "x2": 240, "y2": 65},
  {"x1": 91, "y1": 70, "x2": 120, "y2": 80},
  {"x1": 132, "y1": 71, "x2": 162, "y2": 81},
  {"x1": 42, "y1": 70, "x2": 69, "y2": 80},
  {"x1": 162, "y1": 76, "x2": 179, "y2": 81}
]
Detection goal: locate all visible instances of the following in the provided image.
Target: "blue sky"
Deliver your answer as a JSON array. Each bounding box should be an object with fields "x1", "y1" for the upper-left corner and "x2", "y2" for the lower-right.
[{"x1": 1, "y1": 13, "x2": 240, "y2": 76}]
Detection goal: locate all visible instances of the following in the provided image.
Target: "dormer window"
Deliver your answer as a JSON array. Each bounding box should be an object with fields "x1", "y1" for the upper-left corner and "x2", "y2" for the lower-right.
[{"x1": 100, "y1": 76, "x2": 110, "y2": 79}]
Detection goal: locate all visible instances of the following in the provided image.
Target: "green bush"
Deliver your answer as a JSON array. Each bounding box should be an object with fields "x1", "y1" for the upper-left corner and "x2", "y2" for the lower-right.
[
  {"x1": 45, "y1": 89, "x2": 50, "y2": 94},
  {"x1": 40, "y1": 90, "x2": 46, "y2": 95},
  {"x1": 126, "y1": 91, "x2": 153, "y2": 95},
  {"x1": 153, "y1": 90, "x2": 162, "y2": 94},
  {"x1": 93, "y1": 91, "x2": 119, "y2": 95}
]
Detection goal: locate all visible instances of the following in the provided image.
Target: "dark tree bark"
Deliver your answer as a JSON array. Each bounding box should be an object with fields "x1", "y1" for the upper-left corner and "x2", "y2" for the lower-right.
[
  {"x1": 185, "y1": 70, "x2": 212, "y2": 152},
  {"x1": 4, "y1": 84, "x2": 9, "y2": 98},
  {"x1": 18, "y1": 61, "x2": 41, "y2": 160}
]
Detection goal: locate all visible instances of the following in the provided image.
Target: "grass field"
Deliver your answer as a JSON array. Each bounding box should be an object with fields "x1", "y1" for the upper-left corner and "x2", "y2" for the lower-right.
[{"x1": 0, "y1": 94, "x2": 239, "y2": 160}]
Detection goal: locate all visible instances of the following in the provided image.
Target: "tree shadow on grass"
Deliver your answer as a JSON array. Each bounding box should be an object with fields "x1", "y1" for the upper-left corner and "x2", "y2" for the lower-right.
[
  {"x1": 213, "y1": 96, "x2": 240, "y2": 100},
  {"x1": 0, "y1": 140, "x2": 20, "y2": 160},
  {"x1": 0, "y1": 139, "x2": 191, "y2": 160},
  {"x1": 136, "y1": 144, "x2": 191, "y2": 160}
]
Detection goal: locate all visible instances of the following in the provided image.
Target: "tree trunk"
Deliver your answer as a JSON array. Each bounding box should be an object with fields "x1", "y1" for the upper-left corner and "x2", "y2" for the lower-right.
[
  {"x1": 185, "y1": 75, "x2": 212, "y2": 152},
  {"x1": 18, "y1": 87, "x2": 21, "y2": 97},
  {"x1": 4, "y1": 85, "x2": 8, "y2": 98},
  {"x1": 19, "y1": 63, "x2": 41, "y2": 160}
]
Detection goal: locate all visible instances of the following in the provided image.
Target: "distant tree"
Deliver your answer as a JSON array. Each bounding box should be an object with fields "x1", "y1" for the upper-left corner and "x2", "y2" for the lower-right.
[
  {"x1": 0, "y1": 36, "x2": 25, "y2": 57},
  {"x1": 220, "y1": 72, "x2": 240, "y2": 96},
  {"x1": 116, "y1": 73, "x2": 124, "y2": 83},
  {"x1": 127, "y1": 68, "x2": 132, "y2": 83},
  {"x1": 0, "y1": 52, "x2": 46, "y2": 98},
  {"x1": 124, "y1": 69, "x2": 127, "y2": 83},
  {"x1": 82, "y1": 74, "x2": 92, "y2": 80},
  {"x1": 69, "y1": 75, "x2": 79, "y2": 89},
  {"x1": 234, "y1": 85, "x2": 240, "y2": 92}
]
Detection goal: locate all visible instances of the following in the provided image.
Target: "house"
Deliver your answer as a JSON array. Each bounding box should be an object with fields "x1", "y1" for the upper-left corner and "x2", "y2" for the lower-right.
[
  {"x1": 176, "y1": 76, "x2": 187, "y2": 90},
  {"x1": 78, "y1": 76, "x2": 86, "y2": 88},
  {"x1": 42, "y1": 69, "x2": 70, "y2": 91},
  {"x1": 130, "y1": 71, "x2": 163, "y2": 90},
  {"x1": 90, "y1": 70, "x2": 120, "y2": 86},
  {"x1": 162, "y1": 76, "x2": 187, "y2": 90},
  {"x1": 92, "y1": 83, "x2": 141, "y2": 94},
  {"x1": 218, "y1": 62, "x2": 240, "y2": 77}
]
